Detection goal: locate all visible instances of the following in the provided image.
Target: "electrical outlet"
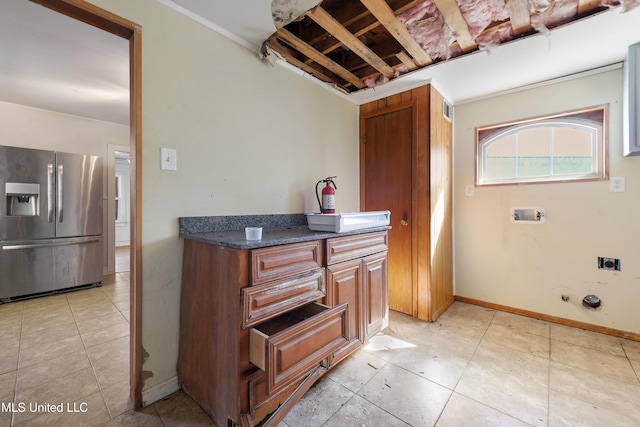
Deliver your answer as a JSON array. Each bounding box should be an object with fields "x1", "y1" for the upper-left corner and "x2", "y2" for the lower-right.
[
  {"x1": 465, "y1": 184, "x2": 474, "y2": 196},
  {"x1": 610, "y1": 176, "x2": 625, "y2": 192},
  {"x1": 598, "y1": 257, "x2": 620, "y2": 271},
  {"x1": 160, "y1": 148, "x2": 177, "y2": 171}
]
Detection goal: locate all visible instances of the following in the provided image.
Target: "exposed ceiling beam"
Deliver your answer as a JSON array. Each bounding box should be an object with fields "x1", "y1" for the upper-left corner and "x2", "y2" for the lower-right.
[
  {"x1": 432, "y1": 0, "x2": 477, "y2": 52},
  {"x1": 263, "y1": 36, "x2": 339, "y2": 86},
  {"x1": 307, "y1": 6, "x2": 396, "y2": 78},
  {"x1": 396, "y1": 51, "x2": 419, "y2": 70},
  {"x1": 578, "y1": 0, "x2": 604, "y2": 13},
  {"x1": 276, "y1": 27, "x2": 366, "y2": 89},
  {"x1": 359, "y1": 0, "x2": 433, "y2": 66},
  {"x1": 506, "y1": 0, "x2": 532, "y2": 35}
]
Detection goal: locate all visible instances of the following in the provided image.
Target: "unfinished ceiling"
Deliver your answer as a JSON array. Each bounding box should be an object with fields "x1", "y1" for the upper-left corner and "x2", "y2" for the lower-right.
[{"x1": 261, "y1": 0, "x2": 637, "y2": 94}]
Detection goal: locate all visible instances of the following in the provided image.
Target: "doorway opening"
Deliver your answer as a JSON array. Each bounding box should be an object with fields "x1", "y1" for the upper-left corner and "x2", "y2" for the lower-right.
[
  {"x1": 29, "y1": 0, "x2": 143, "y2": 408},
  {"x1": 114, "y1": 150, "x2": 131, "y2": 273}
]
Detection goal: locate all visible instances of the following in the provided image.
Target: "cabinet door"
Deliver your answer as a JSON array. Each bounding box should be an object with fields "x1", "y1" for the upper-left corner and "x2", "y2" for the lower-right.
[
  {"x1": 326, "y1": 259, "x2": 367, "y2": 367},
  {"x1": 327, "y1": 258, "x2": 363, "y2": 342},
  {"x1": 363, "y1": 252, "x2": 388, "y2": 340}
]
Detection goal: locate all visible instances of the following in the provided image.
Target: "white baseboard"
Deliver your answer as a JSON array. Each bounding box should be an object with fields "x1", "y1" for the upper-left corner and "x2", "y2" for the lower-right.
[{"x1": 141, "y1": 376, "x2": 180, "y2": 407}]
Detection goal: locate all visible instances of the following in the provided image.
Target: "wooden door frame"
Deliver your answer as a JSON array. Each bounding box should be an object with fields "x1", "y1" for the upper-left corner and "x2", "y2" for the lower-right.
[
  {"x1": 359, "y1": 94, "x2": 430, "y2": 318},
  {"x1": 30, "y1": 0, "x2": 143, "y2": 407}
]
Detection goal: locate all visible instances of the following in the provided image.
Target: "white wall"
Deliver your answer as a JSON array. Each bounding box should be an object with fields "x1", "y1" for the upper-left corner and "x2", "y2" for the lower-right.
[
  {"x1": 0, "y1": 100, "x2": 127, "y2": 156},
  {"x1": 454, "y1": 68, "x2": 640, "y2": 334},
  {"x1": 115, "y1": 157, "x2": 131, "y2": 246},
  {"x1": 88, "y1": 0, "x2": 360, "y2": 395}
]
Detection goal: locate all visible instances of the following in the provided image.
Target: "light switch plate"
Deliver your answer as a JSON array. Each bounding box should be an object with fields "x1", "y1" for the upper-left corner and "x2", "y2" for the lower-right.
[
  {"x1": 160, "y1": 148, "x2": 177, "y2": 171},
  {"x1": 610, "y1": 176, "x2": 625, "y2": 192}
]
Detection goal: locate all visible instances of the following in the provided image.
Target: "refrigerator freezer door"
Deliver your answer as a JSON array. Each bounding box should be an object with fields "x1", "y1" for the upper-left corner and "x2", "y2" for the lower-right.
[
  {"x1": 55, "y1": 152, "x2": 103, "y2": 238},
  {"x1": 54, "y1": 235, "x2": 103, "y2": 290},
  {"x1": 0, "y1": 236, "x2": 102, "y2": 301},
  {"x1": 0, "y1": 145, "x2": 56, "y2": 240}
]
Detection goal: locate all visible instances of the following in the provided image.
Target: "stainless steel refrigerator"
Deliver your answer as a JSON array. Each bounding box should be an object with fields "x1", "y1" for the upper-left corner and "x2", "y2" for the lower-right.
[{"x1": 0, "y1": 145, "x2": 103, "y2": 302}]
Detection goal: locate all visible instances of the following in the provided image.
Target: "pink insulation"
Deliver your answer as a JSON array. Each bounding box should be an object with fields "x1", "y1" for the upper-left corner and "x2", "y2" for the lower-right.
[
  {"x1": 621, "y1": 0, "x2": 640, "y2": 12},
  {"x1": 530, "y1": 0, "x2": 579, "y2": 33},
  {"x1": 459, "y1": 0, "x2": 492, "y2": 38},
  {"x1": 360, "y1": 0, "x2": 634, "y2": 88},
  {"x1": 364, "y1": 73, "x2": 389, "y2": 88},
  {"x1": 398, "y1": 0, "x2": 456, "y2": 60},
  {"x1": 396, "y1": 0, "x2": 512, "y2": 61},
  {"x1": 476, "y1": 25, "x2": 514, "y2": 50}
]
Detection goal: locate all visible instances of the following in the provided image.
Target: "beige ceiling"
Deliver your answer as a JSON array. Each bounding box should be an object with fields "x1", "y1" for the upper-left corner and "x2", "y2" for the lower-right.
[{"x1": 1, "y1": 0, "x2": 639, "y2": 125}]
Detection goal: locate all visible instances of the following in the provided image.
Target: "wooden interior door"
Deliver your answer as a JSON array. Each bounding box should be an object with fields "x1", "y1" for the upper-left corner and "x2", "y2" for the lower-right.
[{"x1": 362, "y1": 107, "x2": 413, "y2": 315}]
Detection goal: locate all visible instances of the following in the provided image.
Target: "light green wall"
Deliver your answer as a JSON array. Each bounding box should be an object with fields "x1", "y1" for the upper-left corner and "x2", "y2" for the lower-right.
[
  {"x1": 88, "y1": 0, "x2": 359, "y2": 393},
  {"x1": 454, "y1": 68, "x2": 640, "y2": 334}
]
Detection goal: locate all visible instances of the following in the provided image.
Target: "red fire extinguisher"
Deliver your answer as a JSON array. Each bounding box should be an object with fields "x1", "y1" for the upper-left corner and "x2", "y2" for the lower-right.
[{"x1": 316, "y1": 176, "x2": 337, "y2": 214}]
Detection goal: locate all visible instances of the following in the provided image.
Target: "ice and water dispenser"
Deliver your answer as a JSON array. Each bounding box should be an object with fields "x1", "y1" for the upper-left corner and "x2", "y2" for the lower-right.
[{"x1": 5, "y1": 182, "x2": 40, "y2": 217}]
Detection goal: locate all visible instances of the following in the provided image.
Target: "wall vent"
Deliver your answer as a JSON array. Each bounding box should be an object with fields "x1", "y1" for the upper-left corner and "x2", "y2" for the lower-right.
[{"x1": 443, "y1": 100, "x2": 453, "y2": 122}]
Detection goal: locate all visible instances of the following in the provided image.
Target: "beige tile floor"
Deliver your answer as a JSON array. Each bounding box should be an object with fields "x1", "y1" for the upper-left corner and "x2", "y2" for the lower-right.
[
  {"x1": 278, "y1": 303, "x2": 640, "y2": 427},
  {"x1": 2, "y1": 284, "x2": 640, "y2": 426}
]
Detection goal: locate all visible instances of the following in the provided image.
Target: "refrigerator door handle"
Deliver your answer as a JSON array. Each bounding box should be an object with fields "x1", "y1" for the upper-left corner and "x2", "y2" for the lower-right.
[
  {"x1": 1, "y1": 238, "x2": 101, "y2": 251},
  {"x1": 57, "y1": 164, "x2": 64, "y2": 222},
  {"x1": 47, "y1": 163, "x2": 55, "y2": 223}
]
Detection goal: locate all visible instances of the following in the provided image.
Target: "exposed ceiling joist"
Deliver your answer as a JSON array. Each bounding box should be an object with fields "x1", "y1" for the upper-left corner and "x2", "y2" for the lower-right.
[
  {"x1": 274, "y1": 27, "x2": 366, "y2": 88},
  {"x1": 261, "y1": 0, "x2": 632, "y2": 94},
  {"x1": 506, "y1": 0, "x2": 532, "y2": 35},
  {"x1": 307, "y1": 6, "x2": 396, "y2": 77},
  {"x1": 431, "y1": 0, "x2": 477, "y2": 52},
  {"x1": 359, "y1": 0, "x2": 432, "y2": 66}
]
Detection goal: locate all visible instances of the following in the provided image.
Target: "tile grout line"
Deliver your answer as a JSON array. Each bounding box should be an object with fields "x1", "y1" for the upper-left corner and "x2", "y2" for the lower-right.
[
  {"x1": 66, "y1": 291, "x2": 115, "y2": 421},
  {"x1": 620, "y1": 340, "x2": 640, "y2": 385},
  {"x1": 451, "y1": 308, "x2": 496, "y2": 391},
  {"x1": 10, "y1": 301, "x2": 26, "y2": 427}
]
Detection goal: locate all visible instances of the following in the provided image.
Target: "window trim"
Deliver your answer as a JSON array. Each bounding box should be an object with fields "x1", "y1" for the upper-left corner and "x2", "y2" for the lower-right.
[{"x1": 475, "y1": 105, "x2": 609, "y2": 186}]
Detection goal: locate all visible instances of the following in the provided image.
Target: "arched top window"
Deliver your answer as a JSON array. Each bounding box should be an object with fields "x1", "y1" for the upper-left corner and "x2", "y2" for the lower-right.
[{"x1": 476, "y1": 105, "x2": 608, "y2": 186}]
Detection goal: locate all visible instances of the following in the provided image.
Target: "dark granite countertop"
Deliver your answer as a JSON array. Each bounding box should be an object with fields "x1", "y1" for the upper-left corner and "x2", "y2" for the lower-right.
[{"x1": 179, "y1": 214, "x2": 390, "y2": 250}]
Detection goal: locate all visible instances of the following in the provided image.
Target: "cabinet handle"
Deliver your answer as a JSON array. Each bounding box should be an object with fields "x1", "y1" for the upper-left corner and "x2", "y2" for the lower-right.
[{"x1": 400, "y1": 219, "x2": 408, "y2": 226}]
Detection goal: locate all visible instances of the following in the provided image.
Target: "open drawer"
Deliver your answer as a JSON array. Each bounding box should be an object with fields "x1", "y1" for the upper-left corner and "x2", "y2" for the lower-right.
[{"x1": 249, "y1": 302, "x2": 349, "y2": 395}]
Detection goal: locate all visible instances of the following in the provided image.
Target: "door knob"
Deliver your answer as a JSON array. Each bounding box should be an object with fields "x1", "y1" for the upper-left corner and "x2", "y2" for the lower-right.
[{"x1": 400, "y1": 219, "x2": 408, "y2": 226}]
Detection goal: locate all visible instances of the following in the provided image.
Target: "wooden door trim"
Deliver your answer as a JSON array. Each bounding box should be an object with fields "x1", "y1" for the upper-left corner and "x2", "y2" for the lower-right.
[
  {"x1": 359, "y1": 101, "x2": 417, "y2": 120},
  {"x1": 32, "y1": 0, "x2": 143, "y2": 408}
]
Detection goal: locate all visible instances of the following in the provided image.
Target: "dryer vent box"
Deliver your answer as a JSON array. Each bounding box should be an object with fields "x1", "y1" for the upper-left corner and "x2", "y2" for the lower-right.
[{"x1": 511, "y1": 207, "x2": 545, "y2": 224}]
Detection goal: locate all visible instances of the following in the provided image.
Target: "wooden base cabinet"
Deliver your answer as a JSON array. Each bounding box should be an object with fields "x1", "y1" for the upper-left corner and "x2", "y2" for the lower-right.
[
  {"x1": 178, "y1": 230, "x2": 388, "y2": 427},
  {"x1": 325, "y1": 232, "x2": 389, "y2": 367}
]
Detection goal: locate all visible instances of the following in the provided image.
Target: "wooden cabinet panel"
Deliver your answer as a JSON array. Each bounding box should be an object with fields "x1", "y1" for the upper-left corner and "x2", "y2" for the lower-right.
[
  {"x1": 249, "y1": 302, "x2": 348, "y2": 395},
  {"x1": 360, "y1": 85, "x2": 453, "y2": 321},
  {"x1": 325, "y1": 233, "x2": 388, "y2": 366},
  {"x1": 326, "y1": 231, "x2": 388, "y2": 265},
  {"x1": 326, "y1": 259, "x2": 364, "y2": 365},
  {"x1": 363, "y1": 252, "x2": 389, "y2": 339},
  {"x1": 242, "y1": 269, "x2": 326, "y2": 328},
  {"x1": 251, "y1": 241, "x2": 323, "y2": 285},
  {"x1": 326, "y1": 259, "x2": 362, "y2": 342}
]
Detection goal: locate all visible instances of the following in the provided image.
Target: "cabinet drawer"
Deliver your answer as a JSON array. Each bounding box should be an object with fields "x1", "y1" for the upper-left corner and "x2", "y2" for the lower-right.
[
  {"x1": 241, "y1": 269, "x2": 326, "y2": 328},
  {"x1": 326, "y1": 231, "x2": 388, "y2": 265},
  {"x1": 249, "y1": 302, "x2": 348, "y2": 395},
  {"x1": 251, "y1": 240, "x2": 323, "y2": 285}
]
